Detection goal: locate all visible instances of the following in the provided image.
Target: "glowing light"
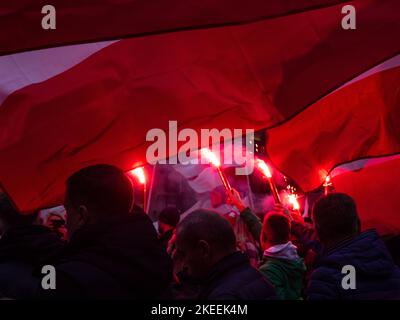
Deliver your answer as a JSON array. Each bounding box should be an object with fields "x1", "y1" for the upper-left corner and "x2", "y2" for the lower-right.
[
  {"x1": 256, "y1": 159, "x2": 272, "y2": 178},
  {"x1": 288, "y1": 194, "x2": 300, "y2": 210},
  {"x1": 325, "y1": 175, "x2": 331, "y2": 184},
  {"x1": 256, "y1": 159, "x2": 280, "y2": 204},
  {"x1": 201, "y1": 148, "x2": 221, "y2": 167},
  {"x1": 323, "y1": 174, "x2": 333, "y2": 196},
  {"x1": 129, "y1": 167, "x2": 146, "y2": 184}
]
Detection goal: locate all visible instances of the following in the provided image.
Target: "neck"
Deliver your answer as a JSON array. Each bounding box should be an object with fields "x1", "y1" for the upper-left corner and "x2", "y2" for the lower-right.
[{"x1": 324, "y1": 232, "x2": 359, "y2": 251}]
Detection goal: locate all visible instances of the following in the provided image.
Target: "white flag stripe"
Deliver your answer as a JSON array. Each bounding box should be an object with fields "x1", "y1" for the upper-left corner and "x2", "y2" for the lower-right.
[
  {"x1": 332, "y1": 154, "x2": 400, "y2": 178},
  {"x1": 331, "y1": 54, "x2": 400, "y2": 95},
  {"x1": 0, "y1": 40, "x2": 117, "y2": 105}
]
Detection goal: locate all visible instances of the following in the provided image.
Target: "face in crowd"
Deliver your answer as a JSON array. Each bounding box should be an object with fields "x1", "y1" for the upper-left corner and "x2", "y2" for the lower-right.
[{"x1": 174, "y1": 209, "x2": 237, "y2": 280}]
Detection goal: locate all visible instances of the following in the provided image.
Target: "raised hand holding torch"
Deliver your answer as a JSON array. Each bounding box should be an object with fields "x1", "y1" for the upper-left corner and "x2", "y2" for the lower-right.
[
  {"x1": 201, "y1": 148, "x2": 232, "y2": 193},
  {"x1": 256, "y1": 159, "x2": 281, "y2": 204}
]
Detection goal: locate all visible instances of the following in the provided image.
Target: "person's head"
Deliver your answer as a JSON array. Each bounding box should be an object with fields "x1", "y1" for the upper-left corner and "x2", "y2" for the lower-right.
[
  {"x1": 0, "y1": 194, "x2": 37, "y2": 236},
  {"x1": 64, "y1": 164, "x2": 134, "y2": 238},
  {"x1": 175, "y1": 209, "x2": 236, "y2": 279},
  {"x1": 158, "y1": 207, "x2": 180, "y2": 235},
  {"x1": 312, "y1": 193, "x2": 360, "y2": 248},
  {"x1": 260, "y1": 212, "x2": 291, "y2": 251},
  {"x1": 45, "y1": 213, "x2": 65, "y2": 229},
  {"x1": 45, "y1": 213, "x2": 67, "y2": 240}
]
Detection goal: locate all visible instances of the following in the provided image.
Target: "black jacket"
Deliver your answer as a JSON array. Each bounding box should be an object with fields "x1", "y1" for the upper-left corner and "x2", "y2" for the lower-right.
[
  {"x1": 198, "y1": 251, "x2": 276, "y2": 300},
  {"x1": 0, "y1": 225, "x2": 65, "y2": 299},
  {"x1": 307, "y1": 230, "x2": 400, "y2": 300},
  {"x1": 40, "y1": 208, "x2": 173, "y2": 299}
]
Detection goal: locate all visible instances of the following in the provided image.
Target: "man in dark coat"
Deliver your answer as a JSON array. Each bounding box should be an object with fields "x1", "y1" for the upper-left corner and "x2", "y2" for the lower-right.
[
  {"x1": 305, "y1": 193, "x2": 400, "y2": 300},
  {"x1": 175, "y1": 209, "x2": 276, "y2": 300},
  {"x1": 0, "y1": 194, "x2": 64, "y2": 299},
  {"x1": 40, "y1": 164, "x2": 172, "y2": 299}
]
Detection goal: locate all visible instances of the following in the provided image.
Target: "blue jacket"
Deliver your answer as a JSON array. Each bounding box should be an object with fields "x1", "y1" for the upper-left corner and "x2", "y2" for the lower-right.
[
  {"x1": 198, "y1": 251, "x2": 276, "y2": 300},
  {"x1": 307, "y1": 230, "x2": 400, "y2": 300}
]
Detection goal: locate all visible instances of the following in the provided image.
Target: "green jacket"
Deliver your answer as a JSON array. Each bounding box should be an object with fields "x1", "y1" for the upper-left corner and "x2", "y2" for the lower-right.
[
  {"x1": 239, "y1": 207, "x2": 262, "y2": 242},
  {"x1": 259, "y1": 256, "x2": 306, "y2": 300},
  {"x1": 239, "y1": 207, "x2": 306, "y2": 300}
]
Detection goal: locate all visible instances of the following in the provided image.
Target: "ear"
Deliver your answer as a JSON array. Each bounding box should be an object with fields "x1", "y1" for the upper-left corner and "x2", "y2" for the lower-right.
[
  {"x1": 78, "y1": 205, "x2": 90, "y2": 224},
  {"x1": 197, "y1": 240, "x2": 211, "y2": 258}
]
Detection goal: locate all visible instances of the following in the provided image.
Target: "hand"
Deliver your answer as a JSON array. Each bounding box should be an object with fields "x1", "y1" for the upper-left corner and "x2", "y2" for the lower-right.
[
  {"x1": 271, "y1": 204, "x2": 292, "y2": 221},
  {"x1": 167, "y1": 232, "x2": 177, "y2": 257},
  {"x1": 227, "y1": 188, "x2": 246, "y2": 212},
  {"x1": 289, "y1": 209, "x2": 305, "y2": 224}
]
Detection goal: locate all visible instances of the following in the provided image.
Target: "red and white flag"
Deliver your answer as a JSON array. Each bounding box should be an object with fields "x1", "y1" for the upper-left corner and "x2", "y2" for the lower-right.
[{"x1": 0, "y1": 0, "x2": 399, "y2": 212}]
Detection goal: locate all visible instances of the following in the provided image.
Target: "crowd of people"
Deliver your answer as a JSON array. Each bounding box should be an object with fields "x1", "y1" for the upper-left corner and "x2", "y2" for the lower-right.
[{"x1": 0, "y1": 164, "x2": 399, "y2": 300}]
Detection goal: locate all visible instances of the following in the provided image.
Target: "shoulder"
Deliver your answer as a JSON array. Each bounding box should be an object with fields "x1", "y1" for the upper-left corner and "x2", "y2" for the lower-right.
[
  {"x1": 210, "y1": 265, "x2": 275, "y2": 299},
  {"x1": 306, "y1": 265, "x2": 341, "y2": 300}
]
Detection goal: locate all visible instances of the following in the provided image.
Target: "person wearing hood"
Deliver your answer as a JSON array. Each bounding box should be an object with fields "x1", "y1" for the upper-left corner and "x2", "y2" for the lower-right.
[
  {"x1": 0, "y1": 194, "x2": 65, "y2": 299},
  {"x1": 40, "y1": 164, "x2": 172, "y2": 299},
  {"x1": 306, "y1": 193, "x2": 400, "y2": 300},
  {"x1": 259, "y1": 212, "x2": 306, "y2": 300},
  {"x1": 227, "y1": 189, "x2": 305, "y2": 299}
]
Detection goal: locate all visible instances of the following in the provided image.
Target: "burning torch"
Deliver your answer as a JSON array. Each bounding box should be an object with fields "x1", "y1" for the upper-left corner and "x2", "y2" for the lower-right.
[
  {"x1": 256, "y1": 159, "x2": 281, "y2": 204},
  {"x1": 287, "y1": 193, "x2": 300, "y2": 211},
  {"x1": 323, "y1": 175, "x2": 333, "y2": 196},
  {"x1": 286, "y1": 184, "x2": 300, "y2": 211},
  {"x1": 201, "y1": 148, "x2": 232, "y2": 192},
  {"x1": 129, "y1": 166, "x2": 147, "y2": 212}
]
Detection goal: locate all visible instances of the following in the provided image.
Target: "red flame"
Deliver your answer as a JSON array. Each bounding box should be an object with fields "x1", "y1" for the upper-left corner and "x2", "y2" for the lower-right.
[
  {"x1": 256, "y1": 159, "x2": 272, "y2": 178},
  {"x1": 129, "y1": 167, "x2": 146, "y2": 184}
]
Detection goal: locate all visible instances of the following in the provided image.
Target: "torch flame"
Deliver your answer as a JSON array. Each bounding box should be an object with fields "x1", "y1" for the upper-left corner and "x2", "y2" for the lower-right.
[
  {"x1": 256, "y1": 159, "x2": 272, "y2": 178},
  {"x1": 129, "y1": 167, "x2": 146, "y2": 184},
  {"x1": 325, "y1": 175, "x2": 331, "y2": 183},
  {"x1": 323, "y1": 175, "x2": 332, "y2": 186},
  {"x1": 201, "y1": 148, "x2": 221, "y2": 167},
  {"x1": 288, "y1": 194, "x2": 300, "y2": 211}
]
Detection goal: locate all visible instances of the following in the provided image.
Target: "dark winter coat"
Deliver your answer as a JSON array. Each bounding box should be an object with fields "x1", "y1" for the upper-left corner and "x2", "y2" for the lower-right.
[
  {"x1": 0, "y1": 225, "x2": 65, "y2": 299},
  {"x1": 198, "y1": 251, "x2": 276, "y2": 300},
  {"x1": 40, "y1": 208, "x2": 173, "y2": 299},
  {"x1": 307, "y1": 230, "x2": 400, "y2": 300}
]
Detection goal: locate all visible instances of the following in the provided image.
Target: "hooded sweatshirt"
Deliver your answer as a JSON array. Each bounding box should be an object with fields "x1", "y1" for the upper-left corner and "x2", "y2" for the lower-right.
[{"x1": 259, "y1": 241, "x2": 306, "y2": 300}]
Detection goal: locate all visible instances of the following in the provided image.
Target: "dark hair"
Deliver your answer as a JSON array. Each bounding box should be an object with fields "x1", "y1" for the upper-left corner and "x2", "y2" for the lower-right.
[
  {"x1": 312, "y1": 193, "x2": 360, "y2": 244},
  {"x1": 176, "y1": 209, "x2": 236, "y2": 253},
  {"x1": 262, "y1": 212, "x2": 291, "y2": 245},
  {"x1": 66, "y1": 164, "x2": 133, "y2": 218},
  {"x1": 158, "y1": 207, "x2": 180, "y2": 227},
  {"x1": 0, "y1": 194, "x2": 37, "y2": 227}
]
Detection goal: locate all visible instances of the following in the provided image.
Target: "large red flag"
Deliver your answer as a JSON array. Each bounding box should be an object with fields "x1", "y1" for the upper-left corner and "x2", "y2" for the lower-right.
[
  {"x1": 332, "y1": 156, "x2": 400, "y2": 234},
  {"x1": 0, "y1": 0, "x2": 399, "y2": 212},
  {"x1": 0, "y1": 0, "x2": 347, "y2": 56},
  {"x1": 266, "y1": 65, "x2": 400, "y2": 192}
]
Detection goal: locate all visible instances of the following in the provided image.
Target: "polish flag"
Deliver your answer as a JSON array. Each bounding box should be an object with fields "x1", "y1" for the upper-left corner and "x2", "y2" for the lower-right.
[{"x1": 0, "y1": 0, "x2": 399, "y2": 212}]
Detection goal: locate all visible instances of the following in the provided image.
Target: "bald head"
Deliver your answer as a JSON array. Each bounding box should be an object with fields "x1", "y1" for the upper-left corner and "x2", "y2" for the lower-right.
[
  {"x1": 176, "y1": 209, "x2": 236, "y2": 253},
  {"x1": 175, "y1": 209, "x2": 236, "y2": 278}
]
